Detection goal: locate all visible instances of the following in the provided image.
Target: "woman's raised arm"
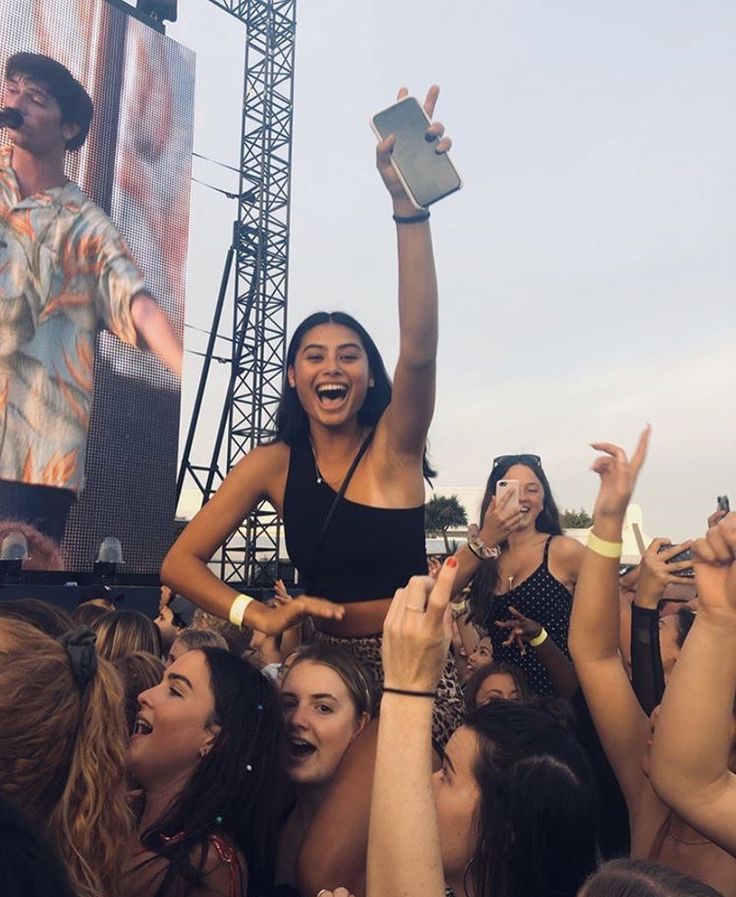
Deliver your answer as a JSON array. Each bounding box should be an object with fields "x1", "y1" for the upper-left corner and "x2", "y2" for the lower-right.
[
  {"x1": 650, "y1": 514, "x2": 736, "y2": 853},
  {"x1": 568, "y1": 427, "x2": 652, "y2": 814},
  {"x1": 375, "y1": 86, "x2": 450, "y2": 465}
]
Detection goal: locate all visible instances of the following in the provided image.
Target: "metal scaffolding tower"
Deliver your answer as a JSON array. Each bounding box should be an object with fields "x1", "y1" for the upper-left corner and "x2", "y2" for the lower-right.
[{"x1": 179, "y1": 0, "x2": 295, "y2": 586}]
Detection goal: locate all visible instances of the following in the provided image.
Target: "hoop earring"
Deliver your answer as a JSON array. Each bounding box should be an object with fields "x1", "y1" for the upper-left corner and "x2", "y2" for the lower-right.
[{"x1": 461, "y1": 854, "x2": 477, "y2": 897}]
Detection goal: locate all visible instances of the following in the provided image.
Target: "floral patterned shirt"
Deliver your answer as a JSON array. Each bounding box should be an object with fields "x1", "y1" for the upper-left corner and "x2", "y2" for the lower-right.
[{"x1": 0, "y1": 146, "x2": 145, "y2": 492}]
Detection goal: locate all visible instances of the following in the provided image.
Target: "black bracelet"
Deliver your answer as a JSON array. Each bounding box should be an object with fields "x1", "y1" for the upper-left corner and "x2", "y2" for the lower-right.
[
  {"x1": 382, "y1": 686, "x2": 435, "y2": 698},
  {"x1": 392, "y1": 209, "x2": 430, "y2": 224}
]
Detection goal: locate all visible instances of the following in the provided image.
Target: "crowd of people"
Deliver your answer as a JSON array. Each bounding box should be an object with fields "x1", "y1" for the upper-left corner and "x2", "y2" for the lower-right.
[{"x1": 1, "y1": 78, "x2": 735, "y2": 897}]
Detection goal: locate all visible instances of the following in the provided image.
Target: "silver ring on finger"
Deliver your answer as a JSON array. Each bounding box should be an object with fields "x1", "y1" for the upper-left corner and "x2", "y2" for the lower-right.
[{"x1": 405, "y1": 604, "x2": 426, "y2": 612}]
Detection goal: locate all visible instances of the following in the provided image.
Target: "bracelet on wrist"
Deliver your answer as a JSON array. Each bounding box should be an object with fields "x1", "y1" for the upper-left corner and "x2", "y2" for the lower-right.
[
  {"x1": 382, "y1": 686, "x2": 436, "y2": 699},
  {"x1": 528, "y1": 627, "x2": 548, "y2": 648},
  {"x1": 586, "y1": 531, "x2": 623, "y2": 559},
  {"x1": 392, "y1": 209, "x2": 430, "y2": 224},
  {"x1": 467, "y1": 524, "x2": 500, "y2": 560},
  {"x1": 229, "y1": 593, "x2": 255, "y2": 629}
]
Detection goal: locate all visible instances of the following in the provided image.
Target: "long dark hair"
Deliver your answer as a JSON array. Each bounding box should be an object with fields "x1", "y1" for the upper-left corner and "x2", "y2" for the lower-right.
[
  {"x1": 464, "y1": 661, "x2": 531, "y2": 712},
  {"x1": 273, "y1": 311, "x2": 435, "y2": 479},
  {"x1": 469, "y1": 457, "x2": 562, "y2": 628},
  {"x1": 465, "y1": 700, "x2": 597, "y2": 897},
  {"x1": 139, "y1": 649, "x2": 284, "y2": 897}
]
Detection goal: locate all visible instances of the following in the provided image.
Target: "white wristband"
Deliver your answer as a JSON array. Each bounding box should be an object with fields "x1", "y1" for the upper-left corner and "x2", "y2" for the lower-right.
[{"x1": 229, "y1": 593, "x2": 255, "y2": 629}]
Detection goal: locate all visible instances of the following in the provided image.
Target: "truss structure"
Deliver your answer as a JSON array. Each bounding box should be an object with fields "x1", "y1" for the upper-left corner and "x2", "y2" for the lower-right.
[{"x1": 180, "y1": 0, "x2": 295, "y2": 585}]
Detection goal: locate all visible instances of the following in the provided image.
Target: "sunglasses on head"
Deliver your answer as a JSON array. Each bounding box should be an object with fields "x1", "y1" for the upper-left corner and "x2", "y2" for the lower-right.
[{"x1": 492, "y1": 453, "x2": 542, "y2": 469}]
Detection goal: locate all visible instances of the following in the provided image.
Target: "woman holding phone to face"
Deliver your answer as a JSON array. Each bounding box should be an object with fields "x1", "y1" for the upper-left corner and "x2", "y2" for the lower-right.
[
  {"x1": 454, "y1": 455, "x2": 584, "y2": 697},
  {"x1": 162, "y1": 85, "x2": 464, "y2": 748}
]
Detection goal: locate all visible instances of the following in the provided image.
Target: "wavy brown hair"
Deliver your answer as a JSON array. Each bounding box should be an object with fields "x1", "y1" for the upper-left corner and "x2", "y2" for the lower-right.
[
  {"x1": 92, "y1": 609, "x2": 162, "y2": 661},
  {"x1": 0, "y1": 620, "x2": 132, "y2": 897}
]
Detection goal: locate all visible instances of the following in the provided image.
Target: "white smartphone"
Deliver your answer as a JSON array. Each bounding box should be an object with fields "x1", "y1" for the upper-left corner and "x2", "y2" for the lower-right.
[
  {"x1": 496, "y1": 479, "x2": 520, "y2": 514},
  {"x1": 370, "y1": 96, "x2": 462, "y2": 209}
]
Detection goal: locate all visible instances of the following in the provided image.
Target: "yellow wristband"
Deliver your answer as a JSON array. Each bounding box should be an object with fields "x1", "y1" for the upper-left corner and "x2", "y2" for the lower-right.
[
  {"x1": 529, "y1": 627, "x2": 548, "y2": 648},
  {"x1": 586, "y1": 532, "x2": 623, "y2": 559},
  {"x1": 229, "y1": 593, "x2": 255, "y2": 629}
]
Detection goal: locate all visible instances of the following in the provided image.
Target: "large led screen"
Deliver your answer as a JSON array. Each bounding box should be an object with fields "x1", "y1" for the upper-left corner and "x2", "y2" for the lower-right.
[{"x1": 0, "y1": 0, "x2": 195, "y2": 572}]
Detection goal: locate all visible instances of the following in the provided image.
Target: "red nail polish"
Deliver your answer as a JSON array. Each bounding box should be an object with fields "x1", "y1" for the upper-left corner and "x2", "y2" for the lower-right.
[{"x1": 446, "y1": 557, "x2": 458, "y2": 569}]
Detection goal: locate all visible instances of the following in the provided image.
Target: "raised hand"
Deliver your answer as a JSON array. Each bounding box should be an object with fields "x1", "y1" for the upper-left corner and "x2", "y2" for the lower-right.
[
  {"x1": 427, "y1": 555, "x2": 442, "y2": 579},
  {"x1": 375, "y1": 84, "x2": 452, "y2": 211},
  {"x1": 273, "y1": 578, "x2": 292, "y2": 605},
  {"x1": 590, "y1": 425, "x2": 651, "y2": 520},
  {"x1": 707, "y1": 504, "x2": 728, "y2": 529},
  {"x1": 635, "y1": 538, "x2": 694, "y2": 608},
  {"x1": 478, "y1": 488, "x2": 525, "y2": 548},
  {"x1": 495, "y1": 605, "x2": 543, "y2": 656},
  {"x1": 692, "y1": 513, "x2": 736, "y2": 621},
  {"x1": 382, "y1": 558, "x2": 457, "y2": 692}
]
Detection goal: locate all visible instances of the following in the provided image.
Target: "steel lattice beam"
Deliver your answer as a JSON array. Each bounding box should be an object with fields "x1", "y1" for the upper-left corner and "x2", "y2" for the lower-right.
[
  {"x1": 180, "y1": 0, "x2": 294, "y2": 587},
  {"x1": 222, "y1": 0, "x2": 295, "y2": 585}
]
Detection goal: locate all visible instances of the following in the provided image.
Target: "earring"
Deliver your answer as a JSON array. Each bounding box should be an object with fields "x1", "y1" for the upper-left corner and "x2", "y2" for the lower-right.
[{"x1": 199, "y1": 746, "x2": 209, "y2": 759}]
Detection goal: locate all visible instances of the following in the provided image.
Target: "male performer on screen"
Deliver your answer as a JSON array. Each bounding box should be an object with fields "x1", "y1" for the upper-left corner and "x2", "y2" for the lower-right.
[{"x1": 0, "y1": 52, "x2": 183, "y2": 544}]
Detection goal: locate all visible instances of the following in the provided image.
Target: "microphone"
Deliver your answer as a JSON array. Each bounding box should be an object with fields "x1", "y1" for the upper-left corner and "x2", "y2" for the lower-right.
[{"x1": 0, "y1": 108, "x2": 24, "y2": 129}]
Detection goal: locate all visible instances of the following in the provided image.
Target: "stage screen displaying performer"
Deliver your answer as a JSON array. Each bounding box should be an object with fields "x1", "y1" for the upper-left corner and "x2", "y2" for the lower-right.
[{"x1": 0, "y1": 0, "x2": 195, "y2": 572}]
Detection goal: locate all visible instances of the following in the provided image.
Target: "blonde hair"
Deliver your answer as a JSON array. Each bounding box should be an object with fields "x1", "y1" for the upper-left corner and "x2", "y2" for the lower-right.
[
  {"x1": 0, "y1": 620, "x2": 132, "y2": 897},
  {"x1": 92, "y1": 609, "x2": 161, "y2": 661}
]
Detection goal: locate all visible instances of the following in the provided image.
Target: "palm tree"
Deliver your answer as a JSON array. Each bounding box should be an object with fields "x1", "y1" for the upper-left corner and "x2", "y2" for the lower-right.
[{"x1": 425, "y1": 495, "x2": 468, "y2": 554}]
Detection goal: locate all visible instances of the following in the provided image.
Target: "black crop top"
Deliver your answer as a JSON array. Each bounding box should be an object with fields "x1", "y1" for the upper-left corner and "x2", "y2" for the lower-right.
[{"x1": 282, "y1": 435, "x2": 427, "y2": 603}]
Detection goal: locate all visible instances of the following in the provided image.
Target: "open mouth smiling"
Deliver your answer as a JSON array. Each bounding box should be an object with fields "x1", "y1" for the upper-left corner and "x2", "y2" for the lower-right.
[
  {"x1": 133, "y1": 715, "x2": 153, "y2": 736},
  {"x1": 315, "y1": 383, "x2": 349, "y2": 406},
  {"x1": 288, "y1": 736, "x2": 317, "y2": 760}
]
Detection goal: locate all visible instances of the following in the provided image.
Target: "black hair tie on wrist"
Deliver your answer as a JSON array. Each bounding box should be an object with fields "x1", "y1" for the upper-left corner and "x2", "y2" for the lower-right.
[
  {"x1": 58, "y1": 627, "x2": 98, "y2": 691},
  {"x1": 382, "y1": 686, "x2": 436, "y2": 698},
  {"x1": 392, "y1": 209, "x2": 430, "y2": 224}
]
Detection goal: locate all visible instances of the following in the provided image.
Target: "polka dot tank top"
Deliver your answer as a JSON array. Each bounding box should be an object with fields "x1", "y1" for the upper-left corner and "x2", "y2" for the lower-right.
[{"x1": 486, "y1": 535, "x2": 572, "y2": 697}]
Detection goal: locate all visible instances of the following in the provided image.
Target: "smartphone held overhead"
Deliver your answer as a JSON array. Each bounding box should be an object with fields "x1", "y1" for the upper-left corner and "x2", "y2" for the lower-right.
[{"x1": 371, "y1": 96, "x2": 462, "y2": 209}]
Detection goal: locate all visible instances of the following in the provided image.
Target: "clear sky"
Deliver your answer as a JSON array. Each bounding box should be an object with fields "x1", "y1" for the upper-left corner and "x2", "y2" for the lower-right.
[{"x1": 169, "y1": 1, "x2": 735, "y2": 540}]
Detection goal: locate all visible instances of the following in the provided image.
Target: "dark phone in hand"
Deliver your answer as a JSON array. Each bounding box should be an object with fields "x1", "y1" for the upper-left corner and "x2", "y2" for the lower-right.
[{"x1": 657, "y1": 544, "x2": 694, "y2": 578}]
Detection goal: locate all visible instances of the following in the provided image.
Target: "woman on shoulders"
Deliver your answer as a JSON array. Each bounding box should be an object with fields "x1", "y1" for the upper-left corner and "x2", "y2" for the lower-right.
[{"x1": 162, "y1": 85, "x2": 463, "y2": 746}]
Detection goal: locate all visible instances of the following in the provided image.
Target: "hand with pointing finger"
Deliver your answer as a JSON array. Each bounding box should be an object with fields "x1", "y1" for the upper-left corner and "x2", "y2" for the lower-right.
[
  {"x1": 590, "y1": 426, "x2": 651, "y2": 521},
  {"x1": 382, "y1": 558, "x2": 458, "y2": 693}
]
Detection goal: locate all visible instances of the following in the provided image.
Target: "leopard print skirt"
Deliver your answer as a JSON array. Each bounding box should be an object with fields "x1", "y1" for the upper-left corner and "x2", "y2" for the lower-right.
[{"x1": 313, "y1": 629, "x2": 464, "y2": 750}]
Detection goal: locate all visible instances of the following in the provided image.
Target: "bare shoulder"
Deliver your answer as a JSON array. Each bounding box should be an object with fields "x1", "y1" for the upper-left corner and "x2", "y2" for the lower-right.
[
  {"x1": 225, "y1": 441, "x2": 290, "y2": 502},
  {"x1": 549, "y1": 535, "x2": 586, "y2": 585},
  {"x1": 551, "y1": 535, "x2": 586, "y2": 560}
]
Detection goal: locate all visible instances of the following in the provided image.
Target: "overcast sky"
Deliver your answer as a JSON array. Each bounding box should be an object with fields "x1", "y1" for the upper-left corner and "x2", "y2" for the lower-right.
[{"x1": 169, "y1": 1, "x2": 735, "y2": 540}]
